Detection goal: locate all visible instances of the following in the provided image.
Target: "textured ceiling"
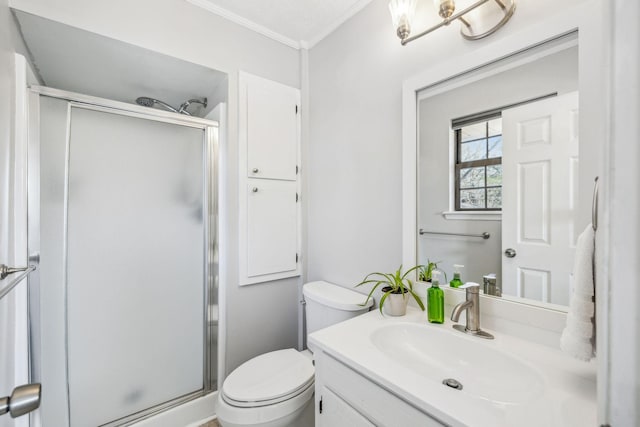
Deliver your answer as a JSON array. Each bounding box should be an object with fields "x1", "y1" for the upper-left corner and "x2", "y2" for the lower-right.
[{"x1": 186, "y1": 0, "x2": 372, "y2": 48}]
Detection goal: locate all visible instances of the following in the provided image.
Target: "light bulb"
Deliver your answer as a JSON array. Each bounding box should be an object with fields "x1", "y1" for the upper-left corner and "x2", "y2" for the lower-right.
[
  {"x1": 433, "y1": 0, "x2": 456, "y2": 19},
  {"x1": 388, "y1": 0, "x2": 417, "y2": 40}
]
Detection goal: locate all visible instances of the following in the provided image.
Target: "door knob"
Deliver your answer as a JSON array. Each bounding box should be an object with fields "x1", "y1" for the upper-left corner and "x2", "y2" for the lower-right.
[
  {"x1": 0, "y1": 383, "x2": 41, "y2": 418},
  {"x1": 504, "y1": 248, "x2": 517, "y2": 258},
  {"x1": 252, "y1": 168, "x2": 259, "y2": 173}
]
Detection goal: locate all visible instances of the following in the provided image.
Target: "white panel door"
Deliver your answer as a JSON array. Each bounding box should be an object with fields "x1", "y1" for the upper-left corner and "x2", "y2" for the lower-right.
[
  {"x1": 247, "y1": 76, "x2": 299, "y2": 181},
  {"x1": 502, "y1": 92, "x2": 579, "y2": 305},
  {"x1": 247, "y1": 179, "x2": 298, "y2": 278}
]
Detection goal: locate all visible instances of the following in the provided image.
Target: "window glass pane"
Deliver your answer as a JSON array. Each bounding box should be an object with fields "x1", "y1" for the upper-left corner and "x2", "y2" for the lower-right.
[
  {"x1": 488, "y1": 135, "x2": 502, "y2": 158},
  {"x1": 487, "y1": 187, "x2": 502, "y2": 208},
  {"x1": 460, "y1": 122, "x2": 486, "y2": 142},
  {"x1": 487, "y1": 164, "x2": 502, "y2": 186},
  {"x1": 460, "y1": 167, "x2": 485, "y2": 188},
  {"x1": 460, "y1": 189, "x2": 486, "y2": 209},
  {"x1": 460, "y1": 139, "x2": 487, "y2": 162},
  {"x1": 488, "y1": 118, "x2": 502, "y2": 137}
]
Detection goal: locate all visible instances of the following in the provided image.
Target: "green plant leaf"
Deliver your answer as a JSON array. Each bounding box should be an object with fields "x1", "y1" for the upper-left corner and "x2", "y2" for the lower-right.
[
  {"x1": 355, "y1": 278, "x2": 384, "y2": 287},
  {"x1": 409, "y1": 289, "x2": 425, "y2": 311},
  {"x1": 378, "y1": 289, "x2": 393, "y2": 315},
  {"x1": 401, "y1": 264, "x2": 422, "y2": 281},
  {"x1": 359, "y1": 280, "x2": 386, "y2": 306}
]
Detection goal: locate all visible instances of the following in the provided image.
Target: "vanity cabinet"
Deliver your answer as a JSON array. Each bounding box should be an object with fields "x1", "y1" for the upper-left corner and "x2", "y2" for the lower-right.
[
  {"x1": 239, "y1": 72, "x2": 301, "y2": 285},
  {"x1": 314, "y1": 350, "x2": 445, "y2": 427}
]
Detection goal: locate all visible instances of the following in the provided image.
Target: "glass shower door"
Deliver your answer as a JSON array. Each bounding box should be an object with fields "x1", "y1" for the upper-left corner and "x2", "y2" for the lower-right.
[{"x1": 64, "y1": 106, "x2": 207, "y2": 426}]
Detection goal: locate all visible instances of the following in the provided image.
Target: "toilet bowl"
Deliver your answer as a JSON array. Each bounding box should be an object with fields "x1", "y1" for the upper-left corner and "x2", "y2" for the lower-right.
[
  {"x1": 217, "y1": 281, "x2": 372, "y2": 427},
  {"x1": 217, "y1": 349, "x2": 314, "y2": 427}
]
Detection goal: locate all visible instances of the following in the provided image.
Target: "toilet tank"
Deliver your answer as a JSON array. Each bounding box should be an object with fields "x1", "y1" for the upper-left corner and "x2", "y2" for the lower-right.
[{"x1": 303, "y1": 281, "x2": 373, "y2": 336}]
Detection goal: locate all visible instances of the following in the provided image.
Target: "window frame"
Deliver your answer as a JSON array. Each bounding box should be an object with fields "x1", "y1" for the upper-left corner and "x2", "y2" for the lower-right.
[{"x1": 454, "y1": 121, "x2": 503, "y2": 211}]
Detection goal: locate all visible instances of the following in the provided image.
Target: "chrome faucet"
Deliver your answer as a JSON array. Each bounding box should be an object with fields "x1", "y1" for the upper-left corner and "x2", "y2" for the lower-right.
[
  {"x1": 450, "y1": 283, "x2": 494, "y2": 340},
  {"x1": 483, "y1": 274, "x2": 501, "y2": 297}
]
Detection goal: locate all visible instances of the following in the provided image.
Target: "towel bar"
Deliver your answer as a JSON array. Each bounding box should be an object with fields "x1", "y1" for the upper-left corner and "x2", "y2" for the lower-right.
[{"x1": 419, "y1": 229, "x2": 490, "y2": 239}]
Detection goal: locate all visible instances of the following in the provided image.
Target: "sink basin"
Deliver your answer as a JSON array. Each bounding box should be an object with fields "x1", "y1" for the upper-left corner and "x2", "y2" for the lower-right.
[{"x1": 370, "y1": 323, "x2": 544, "y2": 404}]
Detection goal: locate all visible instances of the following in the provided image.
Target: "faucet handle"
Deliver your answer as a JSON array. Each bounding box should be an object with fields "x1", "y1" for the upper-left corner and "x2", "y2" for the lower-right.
[{"x1": 460, "y1": 282, "x2": 480, "y2": 292}]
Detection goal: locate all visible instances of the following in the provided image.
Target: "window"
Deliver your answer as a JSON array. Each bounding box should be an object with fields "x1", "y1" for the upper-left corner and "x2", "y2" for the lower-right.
[{"x1": 455, "y1": 117, "x2": 502, "y2": 210}]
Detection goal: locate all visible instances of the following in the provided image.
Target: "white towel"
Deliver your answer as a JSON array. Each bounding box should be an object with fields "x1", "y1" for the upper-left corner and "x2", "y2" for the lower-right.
[{"x1": 560, "y1": 224, "x2": 595, "y2": 361}]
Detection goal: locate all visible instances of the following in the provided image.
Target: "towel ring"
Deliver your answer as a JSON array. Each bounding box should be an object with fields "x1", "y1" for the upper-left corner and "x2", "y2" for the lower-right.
[{"x1": 592, "y1": 177, "x2": 599, "y2": 231}]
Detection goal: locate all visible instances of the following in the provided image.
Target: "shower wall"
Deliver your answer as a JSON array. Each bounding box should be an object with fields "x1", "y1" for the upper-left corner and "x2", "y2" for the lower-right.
[{"x1": 34, "y1": 94, "x2": 216, "y2": 426}]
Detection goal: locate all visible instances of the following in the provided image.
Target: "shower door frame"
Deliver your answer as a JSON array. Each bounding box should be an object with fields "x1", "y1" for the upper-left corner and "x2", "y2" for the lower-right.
[{"x1": 27, "y1": 85, "x2": 219, "y2": 426}]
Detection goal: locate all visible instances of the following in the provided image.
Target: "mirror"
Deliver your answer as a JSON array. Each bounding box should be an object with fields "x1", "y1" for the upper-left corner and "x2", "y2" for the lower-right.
[{"x1": 417, "y1": 36, "x2": 584, "y2": 310}]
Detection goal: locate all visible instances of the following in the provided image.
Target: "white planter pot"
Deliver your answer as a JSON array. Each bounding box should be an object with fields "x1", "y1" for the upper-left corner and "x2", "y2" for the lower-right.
[{"x1": 382, "y1": 288, "x2": 409, "y2": 316}]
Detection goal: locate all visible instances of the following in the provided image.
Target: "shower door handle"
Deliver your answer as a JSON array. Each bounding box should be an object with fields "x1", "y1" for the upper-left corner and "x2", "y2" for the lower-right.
[{"x1": 0, "y1": 383, "x2": 41, "y2": 418}]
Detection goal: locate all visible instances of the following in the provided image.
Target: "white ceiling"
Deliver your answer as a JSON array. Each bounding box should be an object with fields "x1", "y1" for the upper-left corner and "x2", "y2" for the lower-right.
[{"x1": 186, "y1": 0, "x2": 373, "y2": 49}]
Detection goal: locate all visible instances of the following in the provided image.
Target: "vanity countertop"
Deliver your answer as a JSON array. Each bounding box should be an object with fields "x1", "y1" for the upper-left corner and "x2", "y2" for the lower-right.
[{"x1": 308, "y1": 306, "x2": 596, "y2": 427}]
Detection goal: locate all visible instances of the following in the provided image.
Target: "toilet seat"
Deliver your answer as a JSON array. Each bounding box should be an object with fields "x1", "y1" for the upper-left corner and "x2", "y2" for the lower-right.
[
  {"x1": 221, "y1": 349, "x2": 314, "y2": 408},
  {"x1": 217, "y1": 379, "x2": 314, "y2": 426}
]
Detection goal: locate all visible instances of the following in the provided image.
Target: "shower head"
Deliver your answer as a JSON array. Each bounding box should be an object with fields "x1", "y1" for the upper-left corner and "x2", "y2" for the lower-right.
[
  {"x1": 178, "y1": 98, "x2": 208, "y2": 115},
  {"x1": 136, "y1": 96, "x2": 208, "y2": 116},
  {"x1": 135, "y1": 96, "x2": 155, "y2": 107},
  {"x1": 135, "y1": 97, "x2": 180, "y2": 114}
]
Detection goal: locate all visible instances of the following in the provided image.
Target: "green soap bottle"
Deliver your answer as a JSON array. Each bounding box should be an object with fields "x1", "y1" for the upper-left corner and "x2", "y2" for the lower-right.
[
  {"x1": 449, "y1": 264, "x2": 464, "y2": 288},
  {"x1": 428, "y1": 270, "x2": 444, "y2": 324}
]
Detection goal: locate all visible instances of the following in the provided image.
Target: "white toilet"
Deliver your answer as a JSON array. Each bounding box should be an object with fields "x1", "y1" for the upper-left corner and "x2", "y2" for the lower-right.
[{"x1": 216, "y1": 281, "x2": 372, "y2": 427}]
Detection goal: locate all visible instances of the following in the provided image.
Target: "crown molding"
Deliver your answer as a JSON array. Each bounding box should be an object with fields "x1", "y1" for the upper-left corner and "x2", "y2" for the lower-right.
[
  {"x1": 186, "y1": 0, "x2": 373, "y2": 51},
  {"x1": 303, "y1": 0, "x2": 372, "y2": 49},
  {"x1": 186, "y1": 0, "x2": 301, "y2": 49}
]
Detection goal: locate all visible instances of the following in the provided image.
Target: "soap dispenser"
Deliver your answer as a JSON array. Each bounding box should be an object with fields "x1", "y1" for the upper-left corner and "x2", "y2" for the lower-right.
[
  {"x1": 428, "y1": 270, "x2": 444, "y2": 324},
  {"x1": 449, "y1": 264, "x2": 464, "y2": 288}
]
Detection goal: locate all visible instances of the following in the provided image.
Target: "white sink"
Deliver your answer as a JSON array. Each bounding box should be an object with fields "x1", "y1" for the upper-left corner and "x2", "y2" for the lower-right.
[
  {"x1": 370, "y1": 323, "x2": 545, "y2": 404},
  {"x1": 309, "y1": 307, "x2": 597, "y2": 426}
]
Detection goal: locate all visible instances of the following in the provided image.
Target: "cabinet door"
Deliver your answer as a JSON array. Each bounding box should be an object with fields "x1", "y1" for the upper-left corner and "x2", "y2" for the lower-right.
[
  {"x1": 247, "y1": 76, "x2": 299, "y2": 180},
  {"x1": 247, "y1": 179, "x2": 298, "y2": 278},
  {"x1": 320, "y1": 388, "x2": 375, "y2": 427}
]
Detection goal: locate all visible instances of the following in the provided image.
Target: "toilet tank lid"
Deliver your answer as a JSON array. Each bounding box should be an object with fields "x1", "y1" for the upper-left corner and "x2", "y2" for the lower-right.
[{"x1": 303, "y1": 281, "x2": 373, "y2": 311}]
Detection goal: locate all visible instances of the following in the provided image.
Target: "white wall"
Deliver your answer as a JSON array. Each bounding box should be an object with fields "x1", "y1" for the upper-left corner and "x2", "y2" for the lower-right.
[
  {"x1": 418, "y1": 47, "x2": 578, "y2": 296},
  {"x1": 9, "y1": 0, "x2": 302, "y2": 376},
  {"x1": 307, "y1": 0, "x2": 590, "y2": 291}
]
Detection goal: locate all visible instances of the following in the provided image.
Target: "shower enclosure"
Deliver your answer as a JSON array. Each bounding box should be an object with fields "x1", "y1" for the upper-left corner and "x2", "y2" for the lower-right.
[{"x1": 27, "y1": 87, "x2": 218, "y2": 426}]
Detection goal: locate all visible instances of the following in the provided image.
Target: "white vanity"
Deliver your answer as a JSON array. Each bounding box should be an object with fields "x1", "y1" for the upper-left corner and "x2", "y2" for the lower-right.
[{"x1": 308, "y1": 306, "x2": 596, "y2": 427}]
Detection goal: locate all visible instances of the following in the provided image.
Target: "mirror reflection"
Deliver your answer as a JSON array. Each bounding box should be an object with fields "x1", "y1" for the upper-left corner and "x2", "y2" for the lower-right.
[{"x1": 417, "y1": 40, "x2": 581, "y2": 309}]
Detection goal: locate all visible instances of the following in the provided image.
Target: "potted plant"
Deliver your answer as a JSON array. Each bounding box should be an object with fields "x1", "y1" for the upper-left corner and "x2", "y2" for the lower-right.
[
  {"x1": 356, "y1": 265, "x2": 425, "y2": 316},
  {"x1": 418, "y1": 259, "x2": 444, "y2": 282}
]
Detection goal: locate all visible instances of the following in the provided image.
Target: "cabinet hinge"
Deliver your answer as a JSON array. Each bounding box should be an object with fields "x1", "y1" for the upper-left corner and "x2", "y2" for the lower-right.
[
  {"x1": 319, "y1": 396, "x2": 322, "y2": 414},
  {"x1": 295, "y1": 104, "x2": 299, "y2": 114},
  {"x1": 296, "y1": 192, "x2": 299, "y2": 202},
  {"x1": 296, "y1": 253, "x2": 299, "y2": 263},
  {"x1": 296, "y1": 165, "x2": 299, "y2": 175}
]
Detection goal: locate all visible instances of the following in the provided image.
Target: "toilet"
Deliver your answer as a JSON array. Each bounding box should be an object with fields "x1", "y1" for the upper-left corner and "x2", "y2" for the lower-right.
[{"x1": 216, "y1": 281, "x2": 373, "y2": 427}]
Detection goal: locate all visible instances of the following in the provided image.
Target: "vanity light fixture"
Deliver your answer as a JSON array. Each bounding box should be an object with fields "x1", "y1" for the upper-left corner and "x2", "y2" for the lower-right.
[{"x1": 389, "y1": 0, "x2": 516, "y2": 45}]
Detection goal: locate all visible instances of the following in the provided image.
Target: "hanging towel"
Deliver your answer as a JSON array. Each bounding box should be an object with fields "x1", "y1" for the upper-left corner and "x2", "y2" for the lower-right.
[{"x1": 560, "y1": 224, "x2": 595, "y2": 361}]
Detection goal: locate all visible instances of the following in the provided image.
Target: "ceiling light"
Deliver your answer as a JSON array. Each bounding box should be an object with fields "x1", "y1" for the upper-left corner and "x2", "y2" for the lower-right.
[{"x1": 390, "y1": 0, "x2": 516, "y2": 45}]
